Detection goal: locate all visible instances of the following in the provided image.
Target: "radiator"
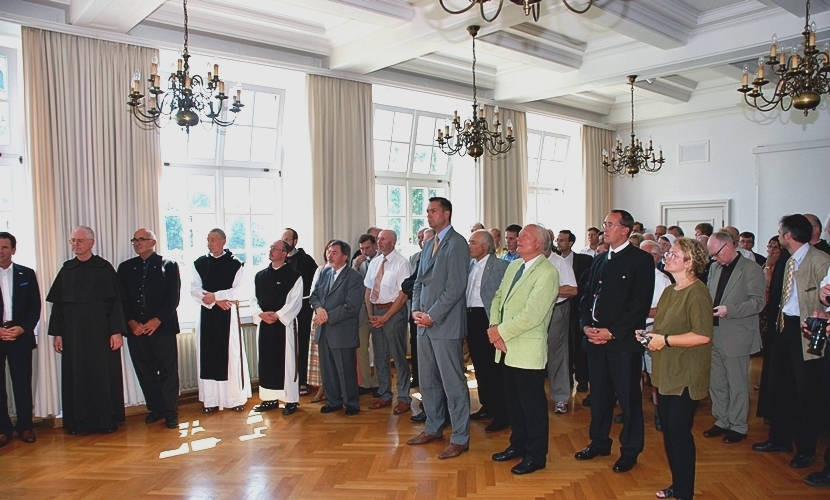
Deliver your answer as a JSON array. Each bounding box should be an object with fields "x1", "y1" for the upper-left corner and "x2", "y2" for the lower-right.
[{"x1": 176, "y1": 325, "x2": 259, "y2": 393}]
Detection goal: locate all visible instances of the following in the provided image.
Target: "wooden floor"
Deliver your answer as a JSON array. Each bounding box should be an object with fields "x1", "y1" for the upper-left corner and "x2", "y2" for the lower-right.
[{"x1": 1, "y1": 357, "x2": 828, "y2": 499}]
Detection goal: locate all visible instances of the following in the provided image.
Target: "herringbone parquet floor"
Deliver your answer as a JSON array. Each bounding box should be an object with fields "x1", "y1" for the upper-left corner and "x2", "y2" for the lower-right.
[{"x1": 0, "y1": 358, "x2": 827, "y2": 499}]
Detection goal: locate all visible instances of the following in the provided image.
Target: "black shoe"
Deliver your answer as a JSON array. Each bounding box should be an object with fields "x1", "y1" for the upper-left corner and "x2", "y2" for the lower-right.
[
  {"x1": 804, "y1": 470, "x2": 830, "y2": 486},
  {"x1": 574, "y1": 445, "x2": 611, "y2": 460},
  {"x1": 145, "y1": 411, "x2": 164, "y2": 424},
  {"x1": 101, "y1": 425, "x2": 118, "y2": 434},
  {"x1": 66, "y1": 428, "x2": 80, "y2": 436},
  {"x1": 484, "y1": 419, "x2": 510, "y2": 433},
  {"x1": 576, "y1": 381, "x2": 588, "y2": 392},
  {"x1": 165, "y1": 416, "x2": 179, "y2": 429},
  {"x1": 752, "y1": 441, "x2": 792, "y2": 452},
  {"x1": 372, "y1": 388, "x2": 382, "y2": 398},
  {"x1": 410, "y1": 412, "x2": 426, "y2": 423},
  {"x1": 282, "y1": 403, "x2": 299, "y2": 415},
  {"x1": 345, "y1": 406, "x2": 360, "y2": 416},
  {"x1": 253, "y1": 400, "x2": 280, "y2": 412},
  {"x1": 492, "y1": 448, "x2": 524, "y2": 462},
  {"x1": 358, "y1": 386, "x2": 374, "y2": 396},
  {"x1": 790, "y1": 453, "x2": 815, "y2": 468},
  {"x1": 614, "y1": 412, "x2": 624, "y2": 424},
  {"x1": 654, "y1": 412, "x2": 662, "y2": 432},
  {"x1": 511, "y1": 458, "x2": 545, "y2": 475},
  {"x1": 470, "y1": 409, "x2": 493, "y2": 420},
  {"x1": 582, "y1": 395, "x2": 591, "y2": 407},
  {"x1": 612, "y1": 456, "x2": 637, "y2": 473},
  {"x1": 320, "y1": 405, "x2": 343, "y2": 414},
  {"x1": 702, "y1": 424, "x2": 727, "y2": 437},
  {"x1": 722, "y1": 431, "x2": 746, "y2": 444}
]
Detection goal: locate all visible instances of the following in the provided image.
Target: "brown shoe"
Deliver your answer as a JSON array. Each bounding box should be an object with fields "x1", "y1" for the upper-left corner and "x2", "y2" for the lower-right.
[
  {"x1": 0, "y1": 434, "x2": 10, "y2": 448},
  {"x1": 406, "y1": 432, "x2": 443, "y2": 445},
  {"x1": 19, "y1": 430, "x2": 36, "y2": 444},
  {"x1": 393, "y1": 402, "x2": 411, "y2": 415},
  {"x1": 368, "y1": 398, "x2": 392, "y2": 410},
  {"x1": 437, "y1": 442, "x2": 469, "y2": 460}
]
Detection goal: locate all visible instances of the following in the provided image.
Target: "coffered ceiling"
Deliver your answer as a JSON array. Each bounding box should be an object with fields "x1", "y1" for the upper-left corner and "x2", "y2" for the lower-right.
[{"x1": 3, "y1": 0, "x2": 829, "y2": 124}]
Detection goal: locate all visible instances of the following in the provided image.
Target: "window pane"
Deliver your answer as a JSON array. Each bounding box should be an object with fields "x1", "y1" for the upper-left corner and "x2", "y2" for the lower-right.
[
  {"x1": 431, "y1": 148, "x2": 448, "y2": 175},
  {"x1": 232, "y1": 89, "x2": 255, "y2": 126},
  {"x1": 224, "y1": 125, "x2": 252, "y2": 161},
  {"x1": 252, "y1": 252, "x2": 268, "y2": 267},
  {"x1": 391, "y1": 112, "x2": 413, "y2": 143},
  {"x1": 411, "y1": 145, "x2": 431, "y2": 174},
  {"x1": 388, "y1": 217, "x2": 403, "y2": 238},
  {"x1": 188, "y1": 175, "x2": 215, "y2": 213},
  {"x1": 554, "y1": 137, "x2": 569, "y2": 162},
  {"x1": 527, "y1": 133, "x2": 541, "y2": 159},
  {"x1": 251, "y1": 214, "x2": 275, "y2": 248},
  {"x1": 224, "y1": 177, "x2": 250, "y2": 213},
  {"x1": 411, "y1": 218, "x2": 425, "y2": 244},
  {"x1": 0, "y1": 167, "x2": 12, "y2": 211},
  {"x1": 162, "y1": 170, "x2": 188, "y2": 212},
  {"x1": 537, "y1": 159, "x2": 555, "y2": 185},
  {"x1": 375, "y1": 184, "x2": 388, "y2": 216},
  {"x1": 374, "y1": 109, "x2": 394, "y2": 140},
  {"x1": 528, "y1": 159, "x2": 540, "y2": 185},
  {"x1": 415, "y1": 116, "x2": 437, "y2": 145},
  {"x1": 187, "y1": 125, "x2": 217, "y2": 160},
  {"x1": 428, "y1": 187, "x2": 445, "y2": 199},
  {"x1": 387, "y1": 186, "x2": 404, "y2": 216},
  {"x1": 388, "y1": 143, "x2": 409, "y2": 172},
  {"x1": 411, "y1": 187, "x2": 426, "y2": 215},
  {"x1": 253, "y1": 92, "x2": 280, "y2": 128},
  {"x1": 250, "y1": 127, "x2": 278, "y2": 163},
  {"x1": 160, "y1": 126, "x2": 188, "y2": 162},
  {"x1": 190, "y1": 214, "x2": 217, "y2": 249},
  {"x1": 541, "y1": 135, "x2": 557, "y2": 161},
  {"x1": 250, "y1": 178, "x2": 276, "y2": 214},
  {"x1": 225, "y1": 215, "x2": 249, "y2": 250},
  {"x1": 165, "y1": 215, "x2": 184, "y2": 250},
  {"x1": 374, "y1": 140, "x2": 390, "y2": 172}
]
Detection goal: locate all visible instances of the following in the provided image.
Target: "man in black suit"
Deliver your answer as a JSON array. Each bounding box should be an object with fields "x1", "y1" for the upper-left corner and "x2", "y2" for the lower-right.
[
  {"x1": 0, "y1": 232, "x2": 41, "y2": 446},
  {"x1": 575, "y1": 210, "x2": 654, "y2": 473},
  {"x1": 738, "y1": 231, "x2": 767, "y2": 267},
  {"x1": 117, "y1": 228, "x2": 181, "y2": 429},
  {"x1": 557, "y1": 230, "x2": 593, "y2": 392},
  {"x1": 805, "y1": 214, "x2": 830, "y2": 256}
]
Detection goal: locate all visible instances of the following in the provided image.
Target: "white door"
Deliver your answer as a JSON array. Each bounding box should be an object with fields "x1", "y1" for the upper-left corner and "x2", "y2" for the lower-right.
[{"x1": 660, "y1": 200, "x2": 730, "y2": 236}]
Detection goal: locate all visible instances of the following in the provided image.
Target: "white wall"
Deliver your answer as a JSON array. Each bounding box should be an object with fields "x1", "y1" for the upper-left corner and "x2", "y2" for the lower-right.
[{"x1": 611, "y1": 107, "x2": 830, "y2": 241}]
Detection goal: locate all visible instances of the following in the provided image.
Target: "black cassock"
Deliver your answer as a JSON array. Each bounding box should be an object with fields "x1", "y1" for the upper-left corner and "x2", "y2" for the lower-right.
[
  {"x1": 46, "y1": 255, "x2": 127, "y2": 433},
  {"x1": 255, "y1": 264, "x2": 301, "y2": 393}
]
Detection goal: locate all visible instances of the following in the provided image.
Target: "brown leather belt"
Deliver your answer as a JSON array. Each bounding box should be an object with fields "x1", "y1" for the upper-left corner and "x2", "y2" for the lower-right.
[{"x1": 373, "y1": 302, "x2": 393, "y2": 310}]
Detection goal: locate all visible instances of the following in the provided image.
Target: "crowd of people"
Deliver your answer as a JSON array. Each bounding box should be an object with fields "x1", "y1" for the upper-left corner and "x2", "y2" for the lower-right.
[{"x1": 2, "y1": 204, "x2": 830, "y2": 497}]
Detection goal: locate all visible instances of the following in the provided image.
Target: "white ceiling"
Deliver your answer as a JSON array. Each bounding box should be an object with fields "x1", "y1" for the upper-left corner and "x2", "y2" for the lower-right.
[{"x1": 3, "y1": 0, "x2": 830, "y2": 125}]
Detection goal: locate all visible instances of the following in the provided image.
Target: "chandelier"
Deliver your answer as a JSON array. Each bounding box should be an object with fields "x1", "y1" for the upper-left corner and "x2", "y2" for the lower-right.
[
  {"x1": 602, "y1": 75, "x2": 665, "y2": 178},
  {"x1": 439, "y1": 0, "x2": 593, "y2": 22},
  {"x1": 127, "y1": 0, "x2": 244, "y2": 132},
  {"x1": 738, "y1": 0, "x2": 829, "y2": 116},
  {"x1": 437, "y1": 26, "x2": 515, "y2": 159}
]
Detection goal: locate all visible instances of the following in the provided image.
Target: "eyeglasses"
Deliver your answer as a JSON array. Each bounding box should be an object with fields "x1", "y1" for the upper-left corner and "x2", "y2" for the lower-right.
[
  {"x1": 664, "y1": 251, "x2": 679, "y2": 260},
  {"x1": 602, "y1": 221, "x2": 619, "y2": 228},
  {"x1": 69, "y1": 238, "x2": 89, "y2": 244},
  {"x1": 130, "y1": 237, "x2": 153, "y2": 244},
  {"x1": 269, "y1": 245, "x2": 287, "y2": 252},
  {"x1": 709, "y1": 243, "x2": 727, "y2": 261}
]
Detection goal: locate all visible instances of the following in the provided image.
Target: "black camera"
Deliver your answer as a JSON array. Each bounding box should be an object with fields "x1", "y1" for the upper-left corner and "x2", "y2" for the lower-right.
[
  {"x1": 805, "y1": 316, "x2": 829, "y2": 356},
  {"x1": 636, "y1": 329, "x2": 650, "y2": 347}
]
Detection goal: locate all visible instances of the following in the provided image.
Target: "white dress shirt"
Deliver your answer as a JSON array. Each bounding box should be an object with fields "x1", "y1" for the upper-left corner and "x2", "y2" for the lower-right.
[
  {"x1": 781, "y1": 242, "x2": 810, "y2": 317},
  {"x1": 466, "y1": 254, "x2": 490, "y2": 307},
  {"x1": 547, "y1": 252, "x2": 578, "y2": 304},
  {"x1": 0, "y1": 264, "x2": 13, "y2": 322},
  {"x1": 363, "y1": 250, "x2": 410, "y2": 304}
]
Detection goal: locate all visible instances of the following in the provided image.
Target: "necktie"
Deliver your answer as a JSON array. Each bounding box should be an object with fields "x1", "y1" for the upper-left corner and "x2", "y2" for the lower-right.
[
  {"x1": 328, "y1": 269, "x2": 336, "y2": 292},
  {"x1": 500, "y1": 263, "x2": 525, "y2": 319},
  {"x1": 370, "y1": 257, "x2": 386, "y2": 303},
  {"x1": 778, "y1": 257, "x2": 795, "y2": 331},
  {"x1": 608, "y1": 251, "x2": 614, "y2": 260},
  {"x1": 432, "y1": 235, "x2": 440, "y2": 257}
]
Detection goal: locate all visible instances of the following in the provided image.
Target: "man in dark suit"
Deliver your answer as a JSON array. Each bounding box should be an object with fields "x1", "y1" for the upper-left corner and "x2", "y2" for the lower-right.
[
  {"x1": 408, "y1": 197, "x2": 471, "y2": 460},
  {"x1": 738, "y1": 231, "x2": 767, "y2": 267},
  {"x1": 0, "y1": 232, "x2": 41, "y2": 446},
  {"x1": 117, "y1": 228, "x2": 181, "y2": 429},
  {"x1": 310, "y1": 240, "x2": 364, "y2": 417},
  {"x1": 575, "y1": 210, "x2": 654, "y2": 473},
  {"x1": 805, "y1": 214, "x2": 830, "y2": 256},
  {"x1": 703, "y1": 231, "x2": 765, "y2": 444},
  {"x1": 557, "y1": 230, "x2": 593, "y2": 392},
  {"x1": 466, "y1": 229, "x2": 509, "y2": 431}
]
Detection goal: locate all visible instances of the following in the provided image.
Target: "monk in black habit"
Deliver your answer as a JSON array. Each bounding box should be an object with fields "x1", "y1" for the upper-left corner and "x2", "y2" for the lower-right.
[{"x1": 48, "y1": 226, "x2": 127, "y2": 434}]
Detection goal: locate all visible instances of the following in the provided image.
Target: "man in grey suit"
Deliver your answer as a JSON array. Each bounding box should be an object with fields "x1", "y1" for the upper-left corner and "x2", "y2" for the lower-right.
[
  {"x1": 408, "y1": 197, "x2": 471, "y2": 460},
  {"x1": 466, "y1": 229, "x2": 509, "y2": 431},
  {"x1": 310, "y1": 240, "x2": 365, "y2": 417},
  {"x1": 704, "y1": 230, "x2": 766, "y2": 443}
]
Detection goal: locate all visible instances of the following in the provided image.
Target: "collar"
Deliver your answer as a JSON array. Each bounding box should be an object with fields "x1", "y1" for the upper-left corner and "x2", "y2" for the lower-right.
[
  {"x1": 791, "y1": 242, "x2": 810, "y2": 264},
  {"x1": 609, "y1": 240, "x2": 630, "y2": 254},
  {"x1": 523, "y1": 254, "x2": 542, "y2": 268}
]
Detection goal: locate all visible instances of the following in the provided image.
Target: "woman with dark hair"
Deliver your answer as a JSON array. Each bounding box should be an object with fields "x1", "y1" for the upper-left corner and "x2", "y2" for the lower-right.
[
  {"x1": 756, "y1": 235, "x2": 785, "y2": 419},
  {"x1": 640, "y1": 237, "x2": 712, "y2": 500}
]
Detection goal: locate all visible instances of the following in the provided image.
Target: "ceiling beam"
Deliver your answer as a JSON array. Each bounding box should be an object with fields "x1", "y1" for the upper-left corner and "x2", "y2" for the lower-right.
[
  {"x1": 68, "y1": 0, "x2": 165, "y2": 33},
  {"x1": 478, "y1": 30, "x2": 582, "y2": 69},
  {"x1": 633, "y1": 78, "x2": 692, "y2": 104},
  {"x1": 580, "y1": 0, "x2": 691, "y2": 49},
  {"x1": 769, "y1": 0, "x2": 829, "y2": 17}
]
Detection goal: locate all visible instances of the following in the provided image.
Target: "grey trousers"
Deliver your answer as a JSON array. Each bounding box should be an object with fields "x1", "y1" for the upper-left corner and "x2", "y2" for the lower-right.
[
  {"x1": 417, "y1": 334, "x2": 470, "y2": 445},
  {"x1": 546, "y1": 301, "x2": 571, "y2": 403},
  {"x1": 709, "y1": 344, "x2": 750, "y2": 434},
  {"x1": 357, "y1": 314, "x2": 378, "y2": 388},
  {"x1": 371, "y1": 306, "x2": 411, "y2": 403}
]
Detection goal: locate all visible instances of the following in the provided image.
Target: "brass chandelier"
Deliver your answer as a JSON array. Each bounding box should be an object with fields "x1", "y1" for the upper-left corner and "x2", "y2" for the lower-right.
[
  {"x1": 738, "y1": 0, "x2": 830, "y2": 116},
  {"x1": 436, "y1": 26, "x2": 515, "y2": 159},
  {"x1": 127, "y1": 0, "x2": 244, "y2": 132},
  {"x1": 439, "y1": 0, "x2": 593, "y2": 22},
  {"x1": 602, "y1": 75, "x2": 665, "y2": 178}
]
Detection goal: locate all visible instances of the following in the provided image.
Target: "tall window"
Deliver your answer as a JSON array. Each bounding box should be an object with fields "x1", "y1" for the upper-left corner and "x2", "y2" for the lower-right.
[
  {"x1": 373, "y1": 105, "x2": 451, "y2": 255},
  {"x1": 526, "y1": 130, "x2": 570, "y2": 230}
]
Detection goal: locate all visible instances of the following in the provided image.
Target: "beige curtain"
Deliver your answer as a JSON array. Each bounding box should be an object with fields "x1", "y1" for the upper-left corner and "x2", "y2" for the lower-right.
[
  {"x1": 481, "y1": 105, "x2": 528, "y2": 230},
  {"x1": 582, "y1": 125, "x2": 613, "y2": 228},
  {"x1": 307, "y1": 75, "x2": 374, "y2": 253},
  {"x1": 22, "y1": 27, "x2": 162, "y2": 418}
]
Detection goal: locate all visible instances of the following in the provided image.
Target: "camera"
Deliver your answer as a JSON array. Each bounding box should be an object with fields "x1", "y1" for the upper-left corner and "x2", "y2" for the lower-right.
[
  {"x1": 636, "y1": 329, "x2": 650, "y2": 347},
  {"x1": 805, "y1": 316, "x2": 829, "y2": 356}
]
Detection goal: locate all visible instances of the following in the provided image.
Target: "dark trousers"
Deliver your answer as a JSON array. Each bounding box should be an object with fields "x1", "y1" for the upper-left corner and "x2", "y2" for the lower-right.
[
  {"x1": 768, "y1": 315, "x2": 824, "y2": 456},
  {"x1": 318, "y1": 333, "x2": 359, "y2": 409},
  {"x1": 657, "y1": 388, "x2": 699, "y2": 500},
  {"x1": 127, "y1": 333, "x2": 179, "y2": 417},
  {"x1": 586, "y1": 348, "x2": 645, "y2": 457},
  {"x1": 569, "y1": 306, "x2": 589, "y2": 385},
  {"x1": 0, "y1": 340, "x2": 34, "y2": 435},
  {"x1": 297, "y1": 300, "x2": 312, "y2": 387},
  {"x1": 467, "y1": 307, "x2": 507, "y2": 421},
  {"x1": 823, "y1": 347, "x2": 830, "y2": 472},
  {"x1": 503, "y1": 362, "x2": 548, "y2": 464}
]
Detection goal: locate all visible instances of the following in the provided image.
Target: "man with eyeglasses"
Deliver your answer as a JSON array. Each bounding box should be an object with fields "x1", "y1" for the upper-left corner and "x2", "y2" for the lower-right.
[
  {"x1": 117, "y1": 229, "x2": 181, "y2": 429},
  {"x1": 47, "y1": 226, "x2": 127, "y2": 434},
  {"x1": 702, "y1": 231, "x2": 765, "y2": 445}
]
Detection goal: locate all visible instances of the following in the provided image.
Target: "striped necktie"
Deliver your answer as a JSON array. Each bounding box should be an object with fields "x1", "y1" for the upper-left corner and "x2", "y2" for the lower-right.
[
  {"x1": 778, "y1": 257, "x2": 795, "y2": 331},
  {"x1": 431, "y1": 235, "x2": 440, "y2": 257}
]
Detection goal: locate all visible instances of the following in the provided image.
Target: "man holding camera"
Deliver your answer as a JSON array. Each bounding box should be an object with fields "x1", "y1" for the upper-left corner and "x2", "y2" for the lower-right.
[
  {"x1": 803, "y1": 267, "x2": 830, "y2": 487},
  {"x1": 753, "y1": 214, "x2": 830, "y2": 470}
]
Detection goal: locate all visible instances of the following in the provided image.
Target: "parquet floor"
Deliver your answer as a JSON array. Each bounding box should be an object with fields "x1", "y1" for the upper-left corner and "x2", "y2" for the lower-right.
[{"x1": 1, "y1": 357, "x2": 828, "y2": 499}]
